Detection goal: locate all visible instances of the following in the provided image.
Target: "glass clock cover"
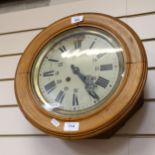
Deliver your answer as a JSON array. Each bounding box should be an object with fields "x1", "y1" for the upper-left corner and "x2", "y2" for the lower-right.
[{"x1": 31, "y1": 26, "x2": 124, "y2": 117}]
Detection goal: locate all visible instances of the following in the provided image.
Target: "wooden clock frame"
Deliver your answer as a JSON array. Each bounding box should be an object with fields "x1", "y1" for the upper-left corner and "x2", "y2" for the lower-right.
[{"x1": 15, "y1": 13, "x2": 147, "y2": 139}]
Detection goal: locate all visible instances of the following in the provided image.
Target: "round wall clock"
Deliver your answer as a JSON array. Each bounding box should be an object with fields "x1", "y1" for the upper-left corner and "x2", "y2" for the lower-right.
[{"x1": 15, "y1": 13, "x2": 147, "y2": 139}]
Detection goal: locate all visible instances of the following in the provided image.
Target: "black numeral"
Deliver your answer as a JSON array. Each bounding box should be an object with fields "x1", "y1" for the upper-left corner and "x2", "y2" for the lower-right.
[
  {"x1": 96, "y1": 53, "x2": 106, "y2": 59},
  {"x1": 74, "y1": 40, "x2": 82, "y2": 49},
  {"x1": 55, "y1": 90, "x2": 65, "y2": 103},
  {"x1": 96, "y1": 76, "x2": 109, "y2": 88},
  {"x1": 100, "y1": 64, "x2": 113, "y2": 71},
  {"x1": 59, "y1": 45, "x2": 66, "y2": 53},
  {"x1": 72, "y1": 94, "x2": 79, "y2": 106},
  {"x1": 89, "y1": 41, "x2": 95, "y2": 49},
  {"x1": 43, "y1": 70, "x2": 54, "y2": 77},
  {"x1": 48, "y1": 59, "x2": 59, "y2": 62},
  {"x1": 44, "y1": 81, "x2": 56, "y2": 94}
]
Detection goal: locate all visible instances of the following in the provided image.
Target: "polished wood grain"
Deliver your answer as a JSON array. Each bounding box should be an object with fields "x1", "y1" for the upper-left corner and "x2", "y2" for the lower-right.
[{"x1": 15, "y1": 13, "x2": 147, "y2": 139}]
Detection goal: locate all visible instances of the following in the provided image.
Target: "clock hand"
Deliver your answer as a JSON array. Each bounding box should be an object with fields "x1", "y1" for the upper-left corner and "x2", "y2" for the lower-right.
[
  {"x1": 88, "y1": 91, "x2": 99, "y2": 99},
  {"x1": 71, "y1": 64, "x2": 99, "y2": 100},
  {"x1": 85, "y1": 76, "x2": 99, "y2": 100},
  {"x1": 71, "y1": 64, "x2": 86, "y2": 82}
]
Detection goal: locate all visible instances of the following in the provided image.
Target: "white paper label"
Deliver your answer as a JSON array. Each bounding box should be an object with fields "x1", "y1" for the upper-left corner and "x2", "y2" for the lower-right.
[
  {"x1": 51, "y1": 118, "x2": 60, "y2": 127},
  {"x1": 71, "y1": 16, "x2": 84, "y2": 24},
  {"x1": 64, "y1": 122, "x2": 80, "y2": 131}
]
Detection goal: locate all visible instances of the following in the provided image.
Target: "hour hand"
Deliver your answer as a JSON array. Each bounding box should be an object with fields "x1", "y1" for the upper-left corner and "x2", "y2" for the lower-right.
[
  {"x1": 71, "y1": 64, "x2": 99, "y2": 100},
  {"x1": 71, "y1": 64, "x2": 86, "y2": 82}
]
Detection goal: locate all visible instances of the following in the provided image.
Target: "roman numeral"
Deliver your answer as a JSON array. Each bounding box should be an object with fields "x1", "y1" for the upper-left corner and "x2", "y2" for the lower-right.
[
  {"x1": 100, "y1": 64, "x2": 113, "y2": 71},
  {"x1": 55, "y1": 90, "x2": 65, "y2": 103},
  {"x1": 89, "y1": 41, "x2": 95, "y2": 49},
  {"x1": 96, "y1": 76, "x2": 109, "y2": 88},
  {"x1": 44, "y1": 81, "x2": 56, "y2": 94},
  {"x1": 48, "y1": 59, "x2": 59, "y2": 62},
  {"x1": 59, "y1": 45, "x2": 66, "y2": 53},
  {"x1": 43, "y1": 70, "x2": 54, "y2": 77},
  {"x1": 72, "y1": 94, "x2": 79, "y2": 106},
  {"x1": 74, "y1": 40, "x2": 82, "y2": 49},
  {"x1": 96, "y1": 53, "x2": 106, "y2": 59}
]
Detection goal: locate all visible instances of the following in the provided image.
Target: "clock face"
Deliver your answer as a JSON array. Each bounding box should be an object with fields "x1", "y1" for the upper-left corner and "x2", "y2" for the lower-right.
[{"x1": 32, "y1": 26, "x2": 124, "y2": 117}]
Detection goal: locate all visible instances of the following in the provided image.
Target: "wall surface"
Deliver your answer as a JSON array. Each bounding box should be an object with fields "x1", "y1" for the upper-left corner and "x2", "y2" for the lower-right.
[
  {"x1": 0, "y1": 0, "x2": 82, "y2": 14},
  {"x1": 0, "y1": 0, "x2": 155, "y2": 154}
]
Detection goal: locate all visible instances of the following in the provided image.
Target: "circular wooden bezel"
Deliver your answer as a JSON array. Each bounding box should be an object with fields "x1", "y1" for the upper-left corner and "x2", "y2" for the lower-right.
[{"x1": 15, "y1": 13, "x2": 147, "y2": 139}]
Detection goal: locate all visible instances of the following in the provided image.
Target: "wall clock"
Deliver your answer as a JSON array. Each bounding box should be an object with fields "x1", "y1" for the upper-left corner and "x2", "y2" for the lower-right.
[{"x1": 15, "y1": 13, "x2": 147, "y2": 139}]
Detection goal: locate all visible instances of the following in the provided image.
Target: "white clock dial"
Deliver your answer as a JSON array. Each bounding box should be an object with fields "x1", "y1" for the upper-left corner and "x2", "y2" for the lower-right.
[{"x1": 32, "y1": 27, "x2": 124, "y2": 116}]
